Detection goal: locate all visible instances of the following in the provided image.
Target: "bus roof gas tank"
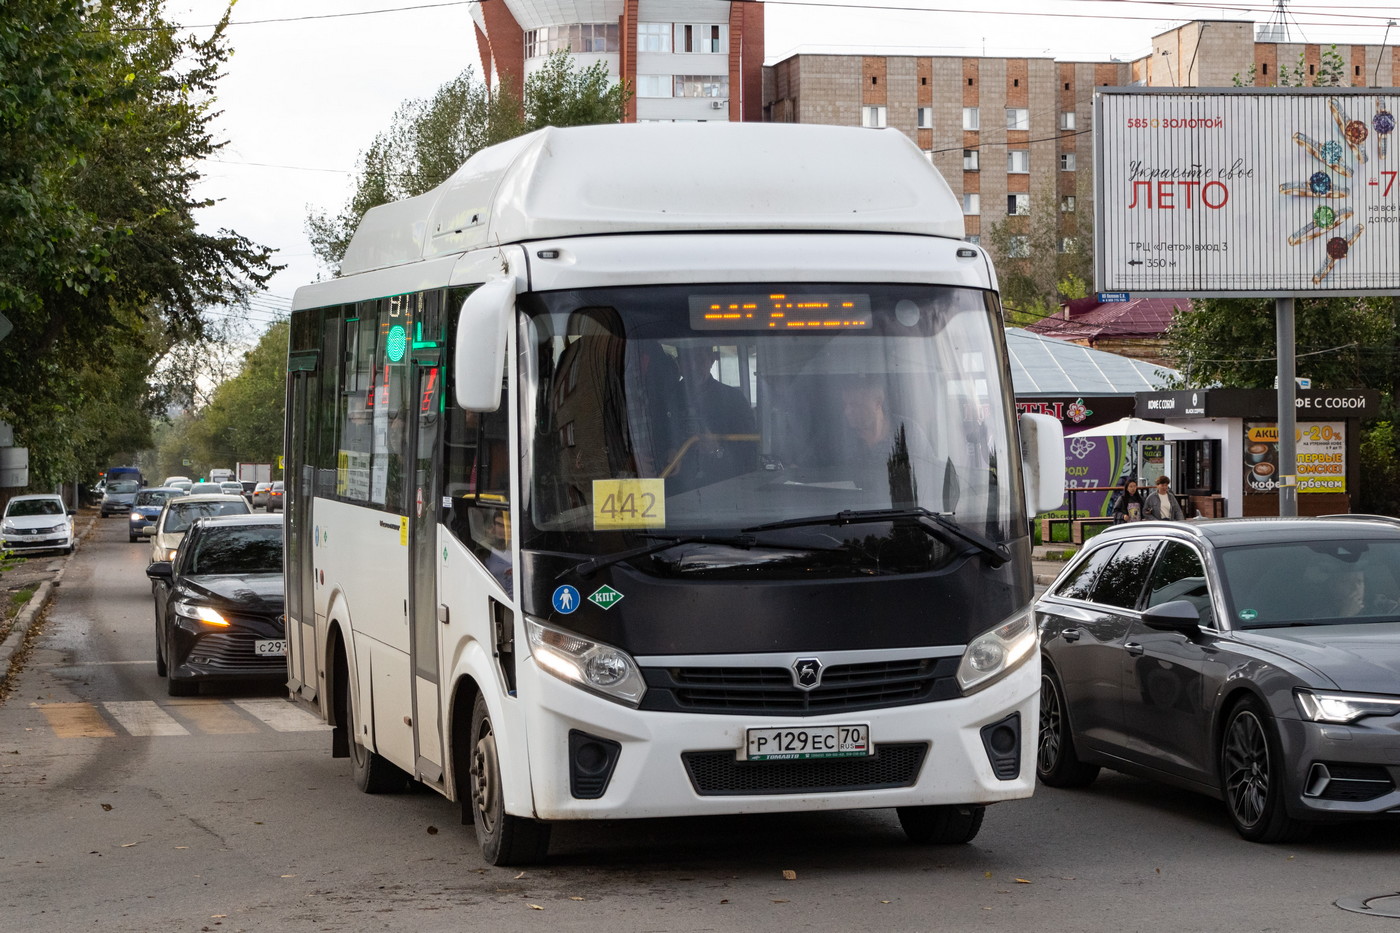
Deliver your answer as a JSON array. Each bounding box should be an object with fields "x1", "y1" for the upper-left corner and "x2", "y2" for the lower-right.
[{"x1": 338, "y1": 124, "x2": 966, "y2": 276}]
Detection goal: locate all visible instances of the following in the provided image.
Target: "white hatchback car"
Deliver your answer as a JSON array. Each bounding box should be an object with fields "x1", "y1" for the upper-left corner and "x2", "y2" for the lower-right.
[
  {"x1": 2, "y1": 494, "x2": 76, "y2": 555},
  {"x1": 146, "y1": 494, "x2": 252, "y2": 564}
]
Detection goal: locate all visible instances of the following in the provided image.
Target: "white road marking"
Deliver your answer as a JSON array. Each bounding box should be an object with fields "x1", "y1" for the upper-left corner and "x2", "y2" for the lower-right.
[
  {"x1": 103, "y1": 701, "x2": 190, "y2": 736},
  {"x1": 233, "y1": 698, "x2": 331, "y2": 732}
]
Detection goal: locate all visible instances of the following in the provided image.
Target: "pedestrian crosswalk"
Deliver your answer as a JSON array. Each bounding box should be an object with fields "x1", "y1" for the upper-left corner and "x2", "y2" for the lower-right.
[{"x1": 30, "y1": 698, "x2": 332, "y2": 738}]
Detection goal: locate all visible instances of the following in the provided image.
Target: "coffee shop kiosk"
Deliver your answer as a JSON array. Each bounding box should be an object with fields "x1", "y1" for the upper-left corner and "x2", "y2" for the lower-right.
[{"x1": 1132, "y1": 388, "x2": 1379, "y2": 517}]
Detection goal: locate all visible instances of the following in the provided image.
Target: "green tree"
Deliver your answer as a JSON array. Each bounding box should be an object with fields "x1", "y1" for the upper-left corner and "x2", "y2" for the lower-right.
[
  {"x1": 0, "y1": 1, "x2": 278, "y2": 490},
  {"x1": 985, "y1": 178, "x2": 1093, "y2": 324},
  {"x1": 307, "y1": 52, "x2": 630, "y2": 272},
  {"x1": 187, "y1": 322, "x2": 289, "y2": 470}
]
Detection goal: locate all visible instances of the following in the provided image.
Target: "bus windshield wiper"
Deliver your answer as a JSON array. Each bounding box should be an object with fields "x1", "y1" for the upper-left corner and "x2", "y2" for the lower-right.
[
  {"x1": 742, "y1": 507, "x2": 1010, "y2": 568},
  {"x1": 563, "y1": 534, "x2": 760, "y2": 579}
]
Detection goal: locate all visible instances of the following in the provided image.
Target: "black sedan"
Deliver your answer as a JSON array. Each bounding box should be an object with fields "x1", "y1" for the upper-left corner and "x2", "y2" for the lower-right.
[
  {"x1": 1036, "y1": 517, "x2": 1400, "y2": 843},
  {"x1": 146, "y1": 513, "x2": 285, "y2": 697}
]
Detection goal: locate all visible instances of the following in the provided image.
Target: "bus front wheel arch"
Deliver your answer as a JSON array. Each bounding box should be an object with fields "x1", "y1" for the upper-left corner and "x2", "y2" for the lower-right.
[{"x1": 463, "y1": 693, "x2": 551, "y2": 865}]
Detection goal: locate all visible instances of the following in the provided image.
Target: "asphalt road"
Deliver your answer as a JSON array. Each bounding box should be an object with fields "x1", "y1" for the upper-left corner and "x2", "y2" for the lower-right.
[{"x1": 1, "y1": 517, "x2": 1397, "y2": 932}]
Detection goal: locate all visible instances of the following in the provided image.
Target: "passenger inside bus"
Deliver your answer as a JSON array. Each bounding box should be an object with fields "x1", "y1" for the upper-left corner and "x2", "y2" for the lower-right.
[{"x1": 666, "y1": 342, "x2": 758, "y2": 490}]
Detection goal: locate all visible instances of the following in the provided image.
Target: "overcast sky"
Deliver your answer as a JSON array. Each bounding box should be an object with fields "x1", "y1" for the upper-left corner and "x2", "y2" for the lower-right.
[{"x1": 172, "y1": 0, "x2": 1398, "y2": 329}]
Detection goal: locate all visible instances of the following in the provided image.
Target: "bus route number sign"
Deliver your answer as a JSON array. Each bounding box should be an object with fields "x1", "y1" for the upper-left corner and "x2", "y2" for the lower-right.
[{"x1": 592, "y1": 479, "x2": 665, "y2": 529}]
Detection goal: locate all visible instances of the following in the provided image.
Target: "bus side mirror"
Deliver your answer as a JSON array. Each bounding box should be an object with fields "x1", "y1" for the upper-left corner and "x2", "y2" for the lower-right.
[
  {"x1": 454, "y1": 276, "x2": 515, "y2": 412},
  {"x1": 1018, "y1": 412, "x2": 1066, "y2": 516}
]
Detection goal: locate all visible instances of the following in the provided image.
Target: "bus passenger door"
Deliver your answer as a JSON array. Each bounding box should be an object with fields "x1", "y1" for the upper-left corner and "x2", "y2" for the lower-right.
[
  {"x1": 408, "y1": 356, "x2": 445, "y2": 783},
  {"x1": 285, "y1": 358, "x2": 318, "y2": 700}
]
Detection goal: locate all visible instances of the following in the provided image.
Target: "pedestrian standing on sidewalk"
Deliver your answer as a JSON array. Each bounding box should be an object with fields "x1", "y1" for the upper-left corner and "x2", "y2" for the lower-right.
[{"x1": 1142, "y1": 475, "x2": 1185, "y2": 521}]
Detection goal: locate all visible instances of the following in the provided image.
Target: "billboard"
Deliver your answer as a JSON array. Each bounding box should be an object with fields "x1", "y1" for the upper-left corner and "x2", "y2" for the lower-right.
[{"x1": 1095, "y1": 88, "x2": 1398, "y2": 297}]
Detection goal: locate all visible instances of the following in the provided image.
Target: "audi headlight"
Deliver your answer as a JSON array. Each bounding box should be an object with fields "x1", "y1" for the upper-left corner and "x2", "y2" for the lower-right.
[
  {"x1": 525, "y1": 618, "x2": 645, "y2": 707},
  {"x1": 174, "y1": 600, "x2": 230, "y2": 627},
  {"x1": 957, "y1": 610, "x2": 1038, "y2": 695},
  {"x1": 1296, "y1": 689, "x2": 1400, "y2": 724}
]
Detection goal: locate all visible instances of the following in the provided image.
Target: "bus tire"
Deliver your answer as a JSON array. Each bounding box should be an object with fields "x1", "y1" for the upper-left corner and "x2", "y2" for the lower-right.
[
  {"x1": 896, "y1": 804, "x2": 985, "y2": 845},
  {"x1": 346, "y1": 672, "x2": 412, "y2": 794},
  {"x1": 468, "y1": 693, "x2": 550, "y2": 865}
]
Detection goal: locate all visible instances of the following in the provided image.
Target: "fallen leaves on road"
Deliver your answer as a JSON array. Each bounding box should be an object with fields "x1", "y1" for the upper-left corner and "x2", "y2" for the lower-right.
[{"x1": 782, "y1": 870, "x2": 797, "y2": 880}]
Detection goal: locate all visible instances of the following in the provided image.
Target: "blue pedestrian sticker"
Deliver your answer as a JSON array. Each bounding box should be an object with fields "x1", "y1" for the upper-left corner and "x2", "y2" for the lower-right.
[{"x1": 552, "y1": 585, "x2": 581, "y2": 614}]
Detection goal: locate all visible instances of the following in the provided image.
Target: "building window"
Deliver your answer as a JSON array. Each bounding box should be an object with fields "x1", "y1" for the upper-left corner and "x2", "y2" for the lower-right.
[
  {"x1": 962, "y1": 107, "x2": 979, "y2": 130},
  {"x1": 676, "y1": 23, "x2": 726, "y2": 53},
  {"x1": 636, "y1": 74, "x2": 670, "y2": 98},
  {"x1": 1007, "y1": 194, "x2": 1030, "y2": 216},
  {"x1": 862, "y1": 106, "x2": 888, "y2": 128},
  {"x1": 1060, "y1": 152, "x2": 1077, "y2": 171},
  {"x1": 1007, "y1": 150, "x2": 1029, "y2": 174},
  {"x1": 962, "y1": 193, "x2": 980, "y2": 215},
  {"x1": 1008, "y1": 235, "x2": 1030, "y2": 258},
  {"x1": 917, "y1": 107, "x2": 933, "y2": 129},
  {"x1": 1006, "y1": 108, "x2": 1030, "y2": 130},
  {"x1": 524, "y1": 23, "x2": 620, "y2": 58},
  {"x1": 674, "y1": 75, "x2": 728, "y2": 98},
  {"x1": 963, "y1": 149, "x2": 979, "y2": 171},
  {"x1": 637, "y1": 23, "x2": 670, "y2": 52},
  {"x1": 1060, "y1": 111, "x2": 1076, "y2": 130},
  {"x1": 1058, "y1": 237, "x2": 1078, "y2": 254},
  {"x1": 964, "y1": 234, "x2": 981, "y2": 245},
  {"x1": 1061, "y1": 195, "x2": 1077, "y2": 213}
]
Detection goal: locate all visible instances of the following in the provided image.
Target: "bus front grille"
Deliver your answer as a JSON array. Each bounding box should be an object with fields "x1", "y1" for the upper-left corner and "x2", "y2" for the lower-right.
[
  {"x1": 640, "y1": 657, "x2": 960, "y2": 715},
  {"x1": 682, "y1": 743, "x2": 928, "y2": 796}
]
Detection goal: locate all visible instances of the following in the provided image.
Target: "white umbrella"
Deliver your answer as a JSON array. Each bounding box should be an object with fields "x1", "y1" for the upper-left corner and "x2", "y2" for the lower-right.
[{"x1": 1069, "y1": 416, "x2": 1202, "y2": 438}]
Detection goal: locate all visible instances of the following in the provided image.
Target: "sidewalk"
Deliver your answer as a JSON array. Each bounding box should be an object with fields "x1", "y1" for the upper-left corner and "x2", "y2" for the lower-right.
[
  {"x1": 1030, "y1": 544, "x2": 1075, "y2": 587},
  {"x1": 0, "y1": 512, "x2": 95, "y2": 687}
]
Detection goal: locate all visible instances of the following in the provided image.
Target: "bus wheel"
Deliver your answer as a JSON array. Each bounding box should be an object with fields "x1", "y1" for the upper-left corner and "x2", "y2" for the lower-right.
[
  {"x1": 346, "y1": 675, "x2": 412, "y2": 794},
  {"x1": 896, "y1": 804, "x2": 985, "y2": 845},
  {"x1": 468, "y1": 694, "x2": 550, "y2": 865}
]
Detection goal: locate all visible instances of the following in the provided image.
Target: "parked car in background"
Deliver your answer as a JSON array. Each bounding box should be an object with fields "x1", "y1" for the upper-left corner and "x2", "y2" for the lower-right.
[
  {"x1": 127, "y1": 487, "x2": 187, "y2": 542},
  {"x1": 145, "y1": 493, "x2": 252, "y2": 565},
  {"x1": 1036, "y1": 517, "x2": 1400, "y2": 843},
  {"x1": 146, "y1": 513, "x2": 285, "y2": 696},
  {"x1": 265, "y1": 481, "x2": 284, "y2": 512},
  {"x1": 100, "y1": 479, "x2": 143, "y2": 518},
  {"x1": 2, "y1": 494, "x2": 75, "y2": 554},
  {"x1": 251, "y1": 482, "x2": 271, "y2": 509}
]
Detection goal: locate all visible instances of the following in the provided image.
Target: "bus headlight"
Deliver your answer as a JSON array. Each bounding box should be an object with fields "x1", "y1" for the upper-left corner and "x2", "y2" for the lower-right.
[
  {"x1": 525, "y1": 618, "x2": 646, "y2": 707},
  {"x1": 956, "y1": 610, "x2": 1037, "y2": 695}
]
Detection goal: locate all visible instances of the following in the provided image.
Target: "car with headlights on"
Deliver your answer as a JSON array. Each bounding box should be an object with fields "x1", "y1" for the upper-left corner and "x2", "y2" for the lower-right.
[
  {"x1": 145, "y1": 513, "x2": 285, "y2": 696},
  {"x1": 1035, "y1": 517, "x2": 1400, "y2": 843},
  {"x1": 2, "y1": 494, "x2": 75, "y2": 554},
  {"x1": 126, "y1": 486, "x2": 186, "y2": 542},
  {"x1": 145, "y1": 493, "x2": 252, "y2": 565},
  {"x1": 99, "y1": 479, "x2": 143, "y2": 518}
]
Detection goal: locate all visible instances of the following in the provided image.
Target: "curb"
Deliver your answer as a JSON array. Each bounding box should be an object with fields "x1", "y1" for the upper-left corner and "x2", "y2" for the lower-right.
[{"x1": 0, "y1": 513, "x2": 92, "y2": 687}]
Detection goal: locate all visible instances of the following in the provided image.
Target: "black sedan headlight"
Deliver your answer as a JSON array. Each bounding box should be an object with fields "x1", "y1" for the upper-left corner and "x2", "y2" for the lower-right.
[
  {"x1": 1295, "y1": 688, "x2": 1400, "y2": 724},
  {"x1": 173, "y1": 599, "x2": 232, "y2": 627}
]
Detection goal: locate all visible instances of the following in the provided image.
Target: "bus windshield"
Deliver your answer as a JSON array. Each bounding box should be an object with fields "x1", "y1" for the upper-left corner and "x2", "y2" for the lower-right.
[{"x1": 520, "y1": 282, "x2": 1021, "y2": 571}]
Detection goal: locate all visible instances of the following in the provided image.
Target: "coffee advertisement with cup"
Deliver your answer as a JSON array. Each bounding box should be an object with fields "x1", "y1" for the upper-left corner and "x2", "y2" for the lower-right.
[{"x1": 1244, "y1": 422, "x2": 1347, "y2": 494}]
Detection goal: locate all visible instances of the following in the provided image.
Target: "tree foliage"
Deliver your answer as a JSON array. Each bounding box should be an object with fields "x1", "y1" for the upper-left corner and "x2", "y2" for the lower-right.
[
  {"x1": 0, "y1": 1, "x2": 278, "y2": 489},
  {"x1": 307, "y1": 52, "x2": 630, "y2": 273},
  {"x1": 186, "y1": 322, "x2": 288, "y2": 472},
  {"x1": 984, "y1": 177, "x2": 1093, "y2": 325}
]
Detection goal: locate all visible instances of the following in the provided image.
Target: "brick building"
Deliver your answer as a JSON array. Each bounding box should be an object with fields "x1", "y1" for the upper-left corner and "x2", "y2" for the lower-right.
[
  {"x1": 764, "y1": 19, "x2": 1400, "y2": 247},
  {"x1": 469, "y1": 0, "x2": 764, "y2": 123}
]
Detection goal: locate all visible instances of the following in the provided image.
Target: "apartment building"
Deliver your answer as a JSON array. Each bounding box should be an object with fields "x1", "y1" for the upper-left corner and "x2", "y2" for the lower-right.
[
  {"x1": 765, "y1": 20, "x2": 1400, "y2": 246},
  {"x1": 469, "y1": 0, "x2": 764, "y2": 123}
]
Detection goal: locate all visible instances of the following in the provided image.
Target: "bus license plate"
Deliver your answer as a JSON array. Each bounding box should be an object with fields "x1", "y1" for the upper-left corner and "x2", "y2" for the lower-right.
[
  {"x1": 255, "y1": 639, "x2": 288, "y2": 657},
  {"x1": 743, "y1": 724, "x2": 871, "y2": 761}
]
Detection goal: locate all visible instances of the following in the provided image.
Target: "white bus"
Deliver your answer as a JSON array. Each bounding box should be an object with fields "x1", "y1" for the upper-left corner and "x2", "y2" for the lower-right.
[{"x1": 284, "y1": 123, "x2": 1064, "y2": 865}]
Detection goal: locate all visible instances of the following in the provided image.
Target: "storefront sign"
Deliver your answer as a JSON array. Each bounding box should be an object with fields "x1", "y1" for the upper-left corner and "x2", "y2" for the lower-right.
[{"x1": 1243, "y1": 421, "x2": 1345, "y2": 494}]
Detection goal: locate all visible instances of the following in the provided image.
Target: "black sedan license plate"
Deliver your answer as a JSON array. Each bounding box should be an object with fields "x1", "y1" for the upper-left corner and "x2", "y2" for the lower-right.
[{"x1": 742, "y1": 724, "x2": 871, "y2": 761}]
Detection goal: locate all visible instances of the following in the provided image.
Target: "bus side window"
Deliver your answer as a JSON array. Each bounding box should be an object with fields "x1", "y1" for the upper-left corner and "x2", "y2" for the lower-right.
[{"x1": 444, "y1": 392, "x2": 512, "y2": 588}]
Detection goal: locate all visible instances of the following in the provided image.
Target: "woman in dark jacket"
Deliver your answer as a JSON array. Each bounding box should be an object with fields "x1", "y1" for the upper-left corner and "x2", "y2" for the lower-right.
[{"x1": 1111, "y1": 479, "x2": 1145, "y2": 524}]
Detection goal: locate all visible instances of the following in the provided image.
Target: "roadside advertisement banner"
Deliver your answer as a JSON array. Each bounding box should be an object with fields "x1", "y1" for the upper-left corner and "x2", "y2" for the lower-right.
[
  {"x1": 1096, "y1": 89, "x2": 1398, "y2": 296},
  {"x1": 1243, "y1": 421, "x2": 1346, "y2": 493}
]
